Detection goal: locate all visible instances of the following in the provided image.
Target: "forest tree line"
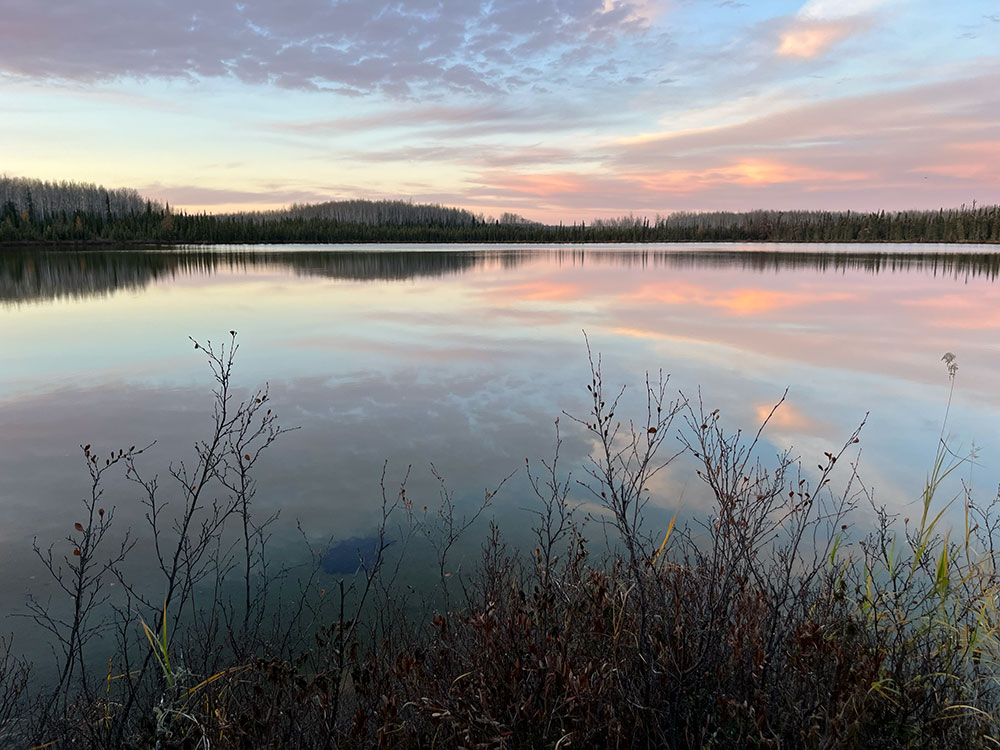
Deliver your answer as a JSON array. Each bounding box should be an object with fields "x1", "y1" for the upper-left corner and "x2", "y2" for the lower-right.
[{"x1": 2, "y1": 175, "x2": 998, "y2": 244}]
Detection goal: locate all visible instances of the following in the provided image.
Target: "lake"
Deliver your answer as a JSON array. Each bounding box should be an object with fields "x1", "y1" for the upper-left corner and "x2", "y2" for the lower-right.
[{"x1": 2, "y1": 242, "x2": 998, "y2": 655}]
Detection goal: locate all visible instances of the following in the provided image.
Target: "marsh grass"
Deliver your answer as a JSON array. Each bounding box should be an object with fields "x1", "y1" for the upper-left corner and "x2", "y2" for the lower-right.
[{"x1": 2, "y1": 340, "x2": 998, "y2": 748}]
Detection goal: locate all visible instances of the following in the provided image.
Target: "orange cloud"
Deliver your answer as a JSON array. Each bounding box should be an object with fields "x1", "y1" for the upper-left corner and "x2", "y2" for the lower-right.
[
  {"x1": 718, "y1": 289, "x2": 856, "y2": 314},
  {"x1": 730, "y1": 159, "x2": 867, "y2": 184},
  {"x1": 634, "y1": 159, "x2": 869, "y2": 192},
  {"x1": 754, "y1": 401, "x2": 817, "y2": 432},
  {"x1": 489, "y1": 173, "x2": 592, "y2": 196},
  {"x1": 777, "y1": 20, "x2": 850, "y2": 59},
  {"x1": 717, "y1": 290, "x2": 803, "y2": 314},
  {"x1": 610, "y1": 326, "x2": 706, "y2": 346},
  {"x1": 632, "y1": 282, "x2": 856, "y2": 314},
  {"x1": 612, "y1": 326, "x2": 663, "y2": 340}
]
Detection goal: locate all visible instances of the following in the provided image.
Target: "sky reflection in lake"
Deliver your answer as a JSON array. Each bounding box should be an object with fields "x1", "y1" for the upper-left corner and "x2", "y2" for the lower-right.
[{"x1": 1, "y1": 243, "x2": 998, "y2": 645}]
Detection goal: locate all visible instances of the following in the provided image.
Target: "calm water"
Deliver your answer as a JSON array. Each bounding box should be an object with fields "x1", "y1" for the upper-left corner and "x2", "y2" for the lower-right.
[{"x1": 2, "y1": 243, "x2": 999, "y2": 649}]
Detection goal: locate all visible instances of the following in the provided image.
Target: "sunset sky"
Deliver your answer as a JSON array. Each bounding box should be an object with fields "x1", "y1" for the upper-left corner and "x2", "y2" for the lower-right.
[{"x1": 1, "y1": 0, "x2": 997, "y2": 221}]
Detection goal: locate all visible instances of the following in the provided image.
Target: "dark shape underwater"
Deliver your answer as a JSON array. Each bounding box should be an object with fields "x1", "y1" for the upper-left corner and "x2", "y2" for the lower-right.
[{"x1": 320, "y1": 536, "x2": 394, "y2": 574}]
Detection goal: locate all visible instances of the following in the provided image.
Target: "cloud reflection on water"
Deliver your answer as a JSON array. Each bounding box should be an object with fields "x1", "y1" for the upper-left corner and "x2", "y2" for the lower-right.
[{"x1": 1, "y1": 243, "x2": 997, "y2": 656}]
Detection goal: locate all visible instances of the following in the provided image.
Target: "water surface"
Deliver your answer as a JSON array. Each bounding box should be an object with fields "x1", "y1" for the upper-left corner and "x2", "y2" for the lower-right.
[{"x1": 2, "y1": 243, "x2": 998, "y2": 652}]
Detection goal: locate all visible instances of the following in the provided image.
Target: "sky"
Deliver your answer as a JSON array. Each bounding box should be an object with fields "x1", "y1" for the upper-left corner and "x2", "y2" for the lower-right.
[{"x1": 0, "y1": 0, "x2": 998, "y2": 221}]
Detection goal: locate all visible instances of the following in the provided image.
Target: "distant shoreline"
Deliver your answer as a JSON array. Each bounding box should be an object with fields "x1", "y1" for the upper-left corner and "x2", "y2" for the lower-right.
[{"x1": 3, "y1": 238, "x2": 999, "y2": 249}]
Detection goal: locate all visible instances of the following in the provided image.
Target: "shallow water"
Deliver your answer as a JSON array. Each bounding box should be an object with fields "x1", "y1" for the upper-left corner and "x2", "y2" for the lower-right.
[{"x1": 2, "y1": 242, "x2": 998, "y2": 658}]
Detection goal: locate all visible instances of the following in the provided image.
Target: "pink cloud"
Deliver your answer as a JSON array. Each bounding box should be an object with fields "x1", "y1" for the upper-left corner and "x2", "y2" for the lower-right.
[
  {"x1": 485, "y1": 173, "x2": 597, "y2": 198},
  {"x1": 616, "y1": 76, "x2": 1000, "y2": 162},
  {"x1": 484, "y1": 281, "x2": 586, "y2": 302},
  {"x1": 466, "y1": 155, "x2": 877, "y2": 220},
  {"x1": 899, "y1": 293, "x2": 1000, "y2": 329},
  {"x1": 928, "y1": 314, "x2": 1000, "y2": 330},
  {"x1": 776, "y1": 18, "x2": 865, "y2": 59},
  {"x1": 774, "y1": 0, "x2": 882, "y2": 59},
  {"x1": 484, "y1": 158, "x2": 870, "y2": 199},
  {"x1": 910, "y1": 141, "x2": 1000, "y2": 183}
]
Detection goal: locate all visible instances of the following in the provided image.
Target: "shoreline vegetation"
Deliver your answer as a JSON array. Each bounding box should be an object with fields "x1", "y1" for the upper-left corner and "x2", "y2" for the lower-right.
[
  {"x1": 3, "y1": 175, "x2": 1000, "y2": 245},
  {"x1": 2, "y1": 337, "x2": 999, "y2": 748}
]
